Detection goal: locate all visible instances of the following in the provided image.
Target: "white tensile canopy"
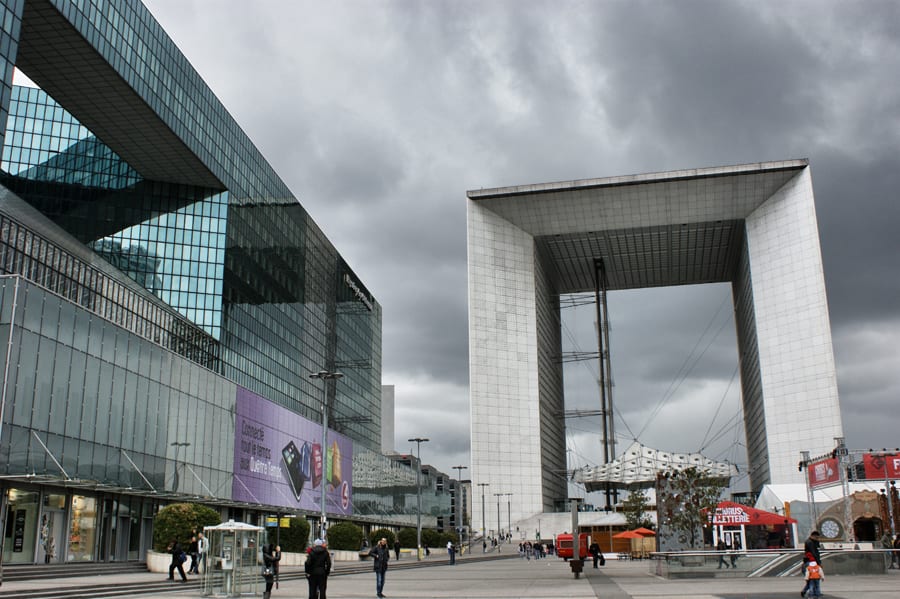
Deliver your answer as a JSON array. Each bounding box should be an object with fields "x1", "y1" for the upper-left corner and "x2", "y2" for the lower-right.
[{"x1": 574, "y1": 441, "x2": 738, "y2": 491}]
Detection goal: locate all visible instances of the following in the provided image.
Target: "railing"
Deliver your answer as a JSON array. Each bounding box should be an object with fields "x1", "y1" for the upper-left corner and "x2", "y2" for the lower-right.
[{"x1": 650, "y1": 548, "x2": 897, "y2": 578}]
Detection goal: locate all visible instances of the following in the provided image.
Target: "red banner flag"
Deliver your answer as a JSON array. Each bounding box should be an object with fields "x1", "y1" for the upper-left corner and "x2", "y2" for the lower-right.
[
  {"x1": 863, "y1": 453, "x2": 900, "y2": 479},
  {"x1": 807, "y1": 458, "x2": 840, "y2": 488}
]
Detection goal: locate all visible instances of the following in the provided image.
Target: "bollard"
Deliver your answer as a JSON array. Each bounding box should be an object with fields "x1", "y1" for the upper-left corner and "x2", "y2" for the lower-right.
[{"x1": 569, "y1": 558, "x2": 584, "y2": 579}]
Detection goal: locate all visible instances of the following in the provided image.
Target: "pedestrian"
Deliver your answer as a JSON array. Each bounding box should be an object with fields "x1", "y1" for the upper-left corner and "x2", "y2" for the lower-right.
[
  {"x1": 262, "y1": 543, "x2": 280, "y2": 599},
  {"x1": 368, "y1": 537, "x2": 390, "y2": 598},
  {"x1": 716, "y1": 540, "x2": 729, "y2": 569},
  {"x1": 589, "y1": 540, "x2": 602, "y2": 568},
  {"x1": 305, "y1": 538, "x2": 331, "y2": 599},
  {"x1": 892, "y1": 534, "x2": 900, "y2": 569},
  {"x1": 187, "y1": 535, "x2": 199, "y2": 574},
  {"x1": 482, "y1": 539, "x2": 487, "y2": 553},
  {"x1": 394, "y1": 538, "x2": 401, "y2": 560},
  {"x1": 166, "y1": 538, "x2": 187, "y2": 582},
  {"x1": 196, "y1": 531, "x2": 207, "y2": 574},
  {"x1": 802, "y1": 559, "x2": 824, "y2": 598},
  {"x1": 881, "y1": 531, "x2": 894, "y2": 567},
  {"x1": 730, "y1": 538, "x2": 741, "y2": 568},
  {"x1": 800, "y1": 530, "x2": 822, "y2": 597},
  {"x1": 447, "y1": 539, "x2": 456, "y2": 564}
]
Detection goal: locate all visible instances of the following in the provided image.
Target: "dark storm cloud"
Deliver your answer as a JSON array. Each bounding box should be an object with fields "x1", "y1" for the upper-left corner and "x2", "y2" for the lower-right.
[{"x1": 144, "y1": 0, "x2": 900, "y2": 475}]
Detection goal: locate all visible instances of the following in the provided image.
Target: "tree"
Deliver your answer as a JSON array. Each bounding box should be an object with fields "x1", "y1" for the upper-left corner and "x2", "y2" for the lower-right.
[
  {"x1": 421, "y1": 528, "x2": 442, "y2": 549},
  {"x1": 369, "y1": 528, "x2": 395, "y2": 547},
  {"x1": 622, "y1": 489, "x2": 654, "y2": 530},
  {"x1": 152, "y1": 503, "x2": 221, "y2": 553},
  {"x1": 656, "y1": 467, "x2": 726, "y2": 549},
  {"x1": 326, "y1": 521, "x2": 364, "y2": 551},
  {"x1": 397, "y1": 527, "x2": 418, "y2": 548},
  {"x1": 268, "y1": 516, "x2": 310, "y2": 553}
]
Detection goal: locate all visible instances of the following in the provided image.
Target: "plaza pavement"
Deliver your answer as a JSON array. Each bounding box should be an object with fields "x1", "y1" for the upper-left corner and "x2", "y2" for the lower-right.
[{"x1": 1, "y1": 550, "x2": 898, "y2": 598}]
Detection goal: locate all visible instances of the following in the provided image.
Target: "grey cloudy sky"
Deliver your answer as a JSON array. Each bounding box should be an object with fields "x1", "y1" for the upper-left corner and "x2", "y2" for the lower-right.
[{"x1": 145, "y1": 0, "x2": 900, "y2": 489}]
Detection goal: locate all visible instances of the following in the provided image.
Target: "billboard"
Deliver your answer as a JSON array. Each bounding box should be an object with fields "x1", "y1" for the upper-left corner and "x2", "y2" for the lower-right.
[
  {"x1": 807, "y1": 458, "x2": 841, "y2": 488},
  {"x1": 232, "y1": 387, "x2": 353, "y2": 514},
  {"x1": 863, "y1": 452, "x2": 900, "y2": 480}
]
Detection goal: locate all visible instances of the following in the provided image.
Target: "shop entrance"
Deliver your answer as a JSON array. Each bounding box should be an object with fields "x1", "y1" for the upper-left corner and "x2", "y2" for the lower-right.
[{"x1": 3, "y1": 489, "x2": 39, "y2": 564}]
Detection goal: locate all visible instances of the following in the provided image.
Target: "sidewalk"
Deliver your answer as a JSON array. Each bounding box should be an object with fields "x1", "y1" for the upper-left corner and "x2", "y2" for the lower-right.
[{"x1": 2, "y1": 552, "x2": 899, "y2": 598}]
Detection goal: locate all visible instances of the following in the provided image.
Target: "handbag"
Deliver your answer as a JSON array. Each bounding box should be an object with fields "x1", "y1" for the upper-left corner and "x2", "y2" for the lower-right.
[{"x1": 262, "y1": 565, "x2": 273, "y2": 577}]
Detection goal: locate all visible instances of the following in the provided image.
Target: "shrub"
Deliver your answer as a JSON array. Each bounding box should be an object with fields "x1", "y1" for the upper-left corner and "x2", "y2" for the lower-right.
[
  {"x1": 439, "y1": 531, "x2": 459, "y2": 546},
  {"x1": 152, "y1": 503, "x2": 221, "y2": 553},
  {"x1": 421, "y1": 528, "x2": 441, "y2": 548},
  {"x1": 369, "y1": 528, "x2": 395, "y2": 547},
  {"x1": 326, "y1": 521, "x2": 363, "y2": 551},
  {"x1": 268, "y1": 516, "x2": 310, "y2": 553},
  {"x1": 397, "y1": 527, "x2": 417, "y2": 548}
]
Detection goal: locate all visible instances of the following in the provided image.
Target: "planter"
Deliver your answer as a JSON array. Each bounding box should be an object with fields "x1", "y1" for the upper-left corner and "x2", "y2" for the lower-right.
[{"x1": 146, "y1": 550, "x2": 170, "y2": 573}]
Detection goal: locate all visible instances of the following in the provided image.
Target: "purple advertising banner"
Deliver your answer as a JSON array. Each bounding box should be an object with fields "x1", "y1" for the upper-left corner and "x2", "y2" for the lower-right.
[{"x1": 232, "y1": 387, "x2": 353, "y2": 515}]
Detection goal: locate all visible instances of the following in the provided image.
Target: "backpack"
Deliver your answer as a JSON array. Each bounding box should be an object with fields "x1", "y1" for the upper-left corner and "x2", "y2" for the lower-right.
[{"x1": 807, "y1": 563, "x2": 822, "y2": 579}]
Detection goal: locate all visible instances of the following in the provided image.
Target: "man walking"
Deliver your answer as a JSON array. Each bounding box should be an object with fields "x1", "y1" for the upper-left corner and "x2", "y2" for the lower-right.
[
  {"x1": 368, "y1": 537, "x2": 390, "y2": 598},
  {"x1": 447, "y1": 540, "x2": 456, "y2": 565}
]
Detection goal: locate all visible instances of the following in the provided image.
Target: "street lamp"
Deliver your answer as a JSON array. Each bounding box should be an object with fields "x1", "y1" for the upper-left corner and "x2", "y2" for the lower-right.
[
  {"x1": 408, "y1": 437, "x2": 429, "y2": 561},
  {"x1": 452, "y1": 465, "x2": 468, "y2": 552},
  {"x1": 494, "y1": 493, "x2": 503, "y2": 541},
  {"x1": 503, "y1": 492, "x2": 512, "y2": 543},
  {"x1": 170, "y1": 441, "x2": 190, "y2": 492},
  {"x1": 309, "y1": 370, "x2": 343, "y2": 541},
  {"x1": 478, "y1": 483, "x2": 488, "y2": 551}
]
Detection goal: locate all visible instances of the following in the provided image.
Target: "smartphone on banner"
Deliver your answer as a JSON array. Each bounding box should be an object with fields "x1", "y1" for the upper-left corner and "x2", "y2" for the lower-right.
[
  {"x1": 281, "y1": 440, "x2": 306, "y2": 501},
  {"x1": 312, "y1": 443, "x2": 322, "y2": 489}
]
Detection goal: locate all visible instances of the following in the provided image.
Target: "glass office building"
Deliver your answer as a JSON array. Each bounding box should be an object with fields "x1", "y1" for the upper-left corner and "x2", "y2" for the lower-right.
[{"x1": 0, "y1": 0, "x2": 448, "y2": 564}]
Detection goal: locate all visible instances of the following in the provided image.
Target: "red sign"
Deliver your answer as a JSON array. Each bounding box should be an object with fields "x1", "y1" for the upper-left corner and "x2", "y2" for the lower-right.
[
  {"x1": 807, "y1": 458, "x2": 840, "y2": 488},
  {"x1": 863, "y1": 453, "x2": 900, "y2": 479},
  {"x1": 710, "y1": 501, "x2": 796, "y2": 526}
]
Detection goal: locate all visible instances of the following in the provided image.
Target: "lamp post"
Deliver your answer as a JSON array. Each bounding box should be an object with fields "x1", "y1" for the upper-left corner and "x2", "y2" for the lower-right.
[
  {"x1": 503, "y1": 492, "x2": 512, "y2": 543},
  {"x1": 408, "y1": 437, "x2": 429, "y2": 561},
  {"x1": 170, "y1": 441, "x2": 190, "y2": 492},
  {"x1": 494, "y1": 493, "x2": 502, "y2": 540},
  {"x1": 478, "y1": 483, "x2": 488, "y2": 551},
  {"x1": 452, "y1": 465, "x2": 468, "y2": 552},
  {"x1": 309, "y1": 370, "x2": 343, "y2": 541}
]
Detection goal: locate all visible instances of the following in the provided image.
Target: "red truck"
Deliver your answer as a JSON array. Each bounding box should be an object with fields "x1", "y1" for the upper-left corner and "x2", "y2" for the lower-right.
[{"x1": 555, "y1": 533, "x2": 590, "y2": 561}]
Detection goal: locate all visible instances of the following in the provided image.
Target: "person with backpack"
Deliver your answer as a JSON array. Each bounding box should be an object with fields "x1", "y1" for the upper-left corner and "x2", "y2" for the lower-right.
[
  {"x1": 166, "y1": 538, "x2": 187, "y2": 582},
  {"x1": 802, "y1": 559, "x2": 824, "y2": 598},
  {"x1": 305, "y1": 538, "x2": 332, "y2": 599},
  {"x1": 800, "y1": 530, "x2": 822, "y2": 596}
]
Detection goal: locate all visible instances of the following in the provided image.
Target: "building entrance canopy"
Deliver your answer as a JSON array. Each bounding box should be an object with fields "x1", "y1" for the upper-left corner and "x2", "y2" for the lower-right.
[{"x1": 712, "y1": 501, "x2": 797, "y2": 526}]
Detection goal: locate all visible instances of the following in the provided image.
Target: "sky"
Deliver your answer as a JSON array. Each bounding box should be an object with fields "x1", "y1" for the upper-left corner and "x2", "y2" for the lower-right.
[{"x1": 142, "y1": 0, "x2": 900, "y2": 493}]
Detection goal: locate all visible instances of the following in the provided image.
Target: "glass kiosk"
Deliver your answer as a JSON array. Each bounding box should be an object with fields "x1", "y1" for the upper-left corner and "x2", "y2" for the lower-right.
[{"x1": 202, "y1": 520, "x2": 264, "y2": 597}]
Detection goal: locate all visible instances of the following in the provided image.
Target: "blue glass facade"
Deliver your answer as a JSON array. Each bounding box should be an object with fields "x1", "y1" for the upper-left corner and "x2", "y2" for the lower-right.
[{"x1": 0, "y1": 0, "x2": 447, "y2": 565}]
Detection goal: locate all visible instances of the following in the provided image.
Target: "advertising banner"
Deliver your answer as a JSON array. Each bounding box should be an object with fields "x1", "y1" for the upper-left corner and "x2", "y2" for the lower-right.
[
  {"x1": 863, "y1": 452, "x2": 900, "y2": 480},
  {"x1": 232, "y1": 387, "x2": 353, "y2": 514},
  {"x1": 807, "y1": 457, "x2": 841, "y2": 488}
]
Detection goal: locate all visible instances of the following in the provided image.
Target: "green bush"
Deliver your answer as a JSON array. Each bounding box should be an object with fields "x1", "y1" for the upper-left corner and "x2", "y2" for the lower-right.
[
  {"x1": 267, "y1": 516, "x2": 310, "y2": 553},
  {"x1": 439, "y1": 531, "x2": 459, "y2": 546},
  {"x1": 369, "y1": 528, "x2": 395, "y2": 547},
  {"x1": 397, "y1": 527, "x2": 417, "y2": 548},
  {"x1": 152, "y1": 503, "x2": 221, "y2": 553},
  {"x1": 421, "y1": 528, "x2": 441, "y2": 549},
  {"x1": 326, "y1": 521, "x2": 363, "y2": 551}
]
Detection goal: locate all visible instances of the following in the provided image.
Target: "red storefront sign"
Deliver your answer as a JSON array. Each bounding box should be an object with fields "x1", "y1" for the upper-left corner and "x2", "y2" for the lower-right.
[
  {"x1": 807, "y1": 458, "x2": 840, "y2": 488},
  {"x1": 863, "y1": 453, "x2": 900, "y2": 479}
]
